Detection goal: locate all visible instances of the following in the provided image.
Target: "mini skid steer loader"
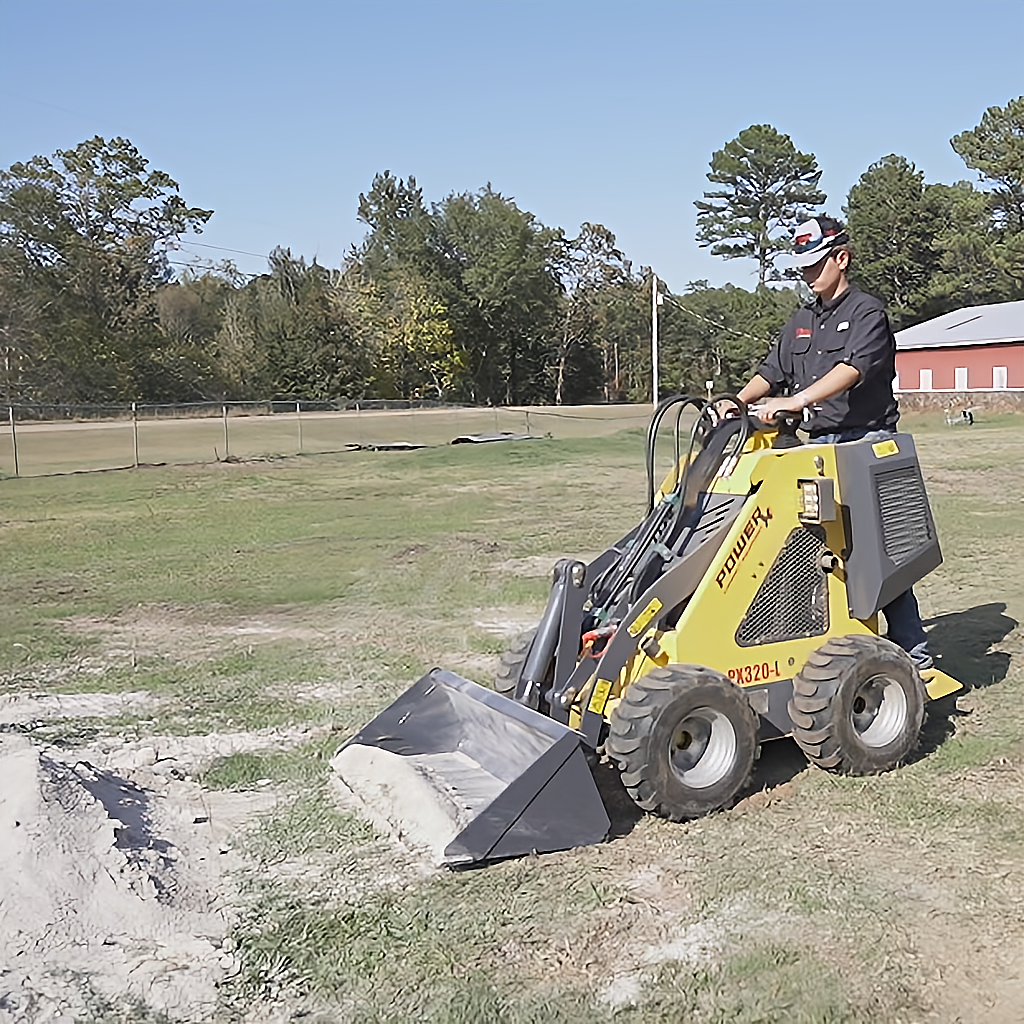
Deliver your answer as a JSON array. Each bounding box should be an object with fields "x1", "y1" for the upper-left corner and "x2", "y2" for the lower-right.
[{"x1": 331, "y1": 397, "x2": 962, "y2": 865}]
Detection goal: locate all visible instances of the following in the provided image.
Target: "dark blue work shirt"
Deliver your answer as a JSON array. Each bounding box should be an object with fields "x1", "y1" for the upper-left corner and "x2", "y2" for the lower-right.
[{"x1": 758, "y1": 285, "x2": 899, "y2": 436}]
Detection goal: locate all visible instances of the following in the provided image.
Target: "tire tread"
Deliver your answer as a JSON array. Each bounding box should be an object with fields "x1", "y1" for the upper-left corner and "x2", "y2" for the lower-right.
[
  {"x1": 607, "y1": 664, "x2": 759, "y2": 819},
  {"x1": 788, "y1": 634, "x2": 924, "y2": 776}
]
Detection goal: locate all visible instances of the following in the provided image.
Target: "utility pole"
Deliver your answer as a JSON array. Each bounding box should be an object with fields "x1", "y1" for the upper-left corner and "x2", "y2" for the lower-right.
[{"x1": 651, "y1": 274, "x2": 661, "y2": 407}]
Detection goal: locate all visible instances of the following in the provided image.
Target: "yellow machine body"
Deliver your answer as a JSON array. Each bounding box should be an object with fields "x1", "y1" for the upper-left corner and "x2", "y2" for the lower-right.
[{"x1": 568, "y1": 430, "x2": 961, "y2": 732}]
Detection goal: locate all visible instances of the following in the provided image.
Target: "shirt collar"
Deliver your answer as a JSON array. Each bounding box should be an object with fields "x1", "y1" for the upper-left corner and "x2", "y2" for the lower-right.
[{"x1": 816, "y1": 284, "x2": 858, "y2": 313}]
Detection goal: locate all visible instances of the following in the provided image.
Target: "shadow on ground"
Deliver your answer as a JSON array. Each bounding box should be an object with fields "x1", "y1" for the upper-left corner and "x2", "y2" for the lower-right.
[
  {"x1": 595, "y1": 737, "x2": 810, "y2": 841},
  {"x1": 918, "y1": 602, "x2": 1018, "y2": 757},
  {"x1": 592, "y1": 760, "x2": 644, "y2": 839},
  {"x1": 924, "y1": 602, "x2": 1018, "y2": 691},
  {"x1": 742, "y1": 737, "x2": 809, "y2": 794}
]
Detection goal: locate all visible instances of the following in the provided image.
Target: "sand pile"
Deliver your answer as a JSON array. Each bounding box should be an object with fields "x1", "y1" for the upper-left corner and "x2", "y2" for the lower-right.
[
  {"x1": 331, "y1": 744, "x2": 506, "y2": 865},
  {"x1": 0, "y1": 734, "x2": 233, "y2": 1023}
]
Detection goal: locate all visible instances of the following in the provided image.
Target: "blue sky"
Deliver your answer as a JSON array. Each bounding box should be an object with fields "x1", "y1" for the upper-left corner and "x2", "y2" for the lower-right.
[{"x1": 1, "y1": 0, "x2": 1021, "y2": 291}]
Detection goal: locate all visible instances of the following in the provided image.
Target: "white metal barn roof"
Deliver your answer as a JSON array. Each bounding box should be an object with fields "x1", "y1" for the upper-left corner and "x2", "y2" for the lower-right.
[{"x1": 895, "y1": 300, "x2": 1024, "y2": 350}]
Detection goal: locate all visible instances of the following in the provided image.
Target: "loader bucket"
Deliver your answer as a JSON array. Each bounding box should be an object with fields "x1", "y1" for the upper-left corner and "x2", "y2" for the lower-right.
[{"x1": 330, "y1": 669, "x2": 610, "y2": 866}]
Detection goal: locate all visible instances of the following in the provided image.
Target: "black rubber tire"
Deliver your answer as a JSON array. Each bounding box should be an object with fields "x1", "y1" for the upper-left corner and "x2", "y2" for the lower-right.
[
  {"x1": 788, "y1": 634, "x2": 924, "y2": 776},
  {"x1": 606, "y1": 664, "x2": 759, "y2": 821},
  {"x1": 493, "y1": 629, "x2": 537, "y2": 697}
]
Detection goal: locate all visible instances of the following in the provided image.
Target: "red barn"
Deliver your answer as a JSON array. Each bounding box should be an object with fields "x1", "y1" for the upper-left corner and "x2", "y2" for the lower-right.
[{"x1": 894, "y1": 300, "x2": 1024, "y2": 393}]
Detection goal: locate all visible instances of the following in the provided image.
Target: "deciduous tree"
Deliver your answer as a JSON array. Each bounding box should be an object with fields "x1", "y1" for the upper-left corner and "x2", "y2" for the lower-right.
[
  {"x1": 432, "y1": 187, "x2": 563, "y2": 404},
  {"x1": 0, "y1": 136, "x2": 212, "y2": 401},
  {"x1": 655, "y1": 283, "x2": 800, "y2": 397},
  {"x1": 552, "y1": 223, "x2": 631, "y2": 405}
]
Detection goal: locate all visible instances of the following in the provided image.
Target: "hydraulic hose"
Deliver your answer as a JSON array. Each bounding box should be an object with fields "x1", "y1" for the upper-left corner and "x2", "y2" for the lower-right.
[{"x1": 590, "y1": 394, "x2": 750, "y2": 619}]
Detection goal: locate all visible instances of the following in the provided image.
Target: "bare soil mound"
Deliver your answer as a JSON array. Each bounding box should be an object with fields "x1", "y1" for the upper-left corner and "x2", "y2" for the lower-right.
[{"x1": 0, "y1": 734, "x2": 253, "y2": 1022}]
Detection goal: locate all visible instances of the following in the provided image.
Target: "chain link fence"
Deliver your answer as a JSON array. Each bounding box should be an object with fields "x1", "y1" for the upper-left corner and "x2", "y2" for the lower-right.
[{"x1": 1, "y1": 401, "x2": 653, "y2": 478}]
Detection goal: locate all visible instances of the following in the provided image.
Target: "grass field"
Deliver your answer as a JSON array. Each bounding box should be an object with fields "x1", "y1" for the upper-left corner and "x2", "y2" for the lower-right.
[
  {"x1": 1, "y1": 413, "x2": 1022, "y2": 1023},
  {"x1": 0, "y1": 404, "x2": 652, "y2": 478}
]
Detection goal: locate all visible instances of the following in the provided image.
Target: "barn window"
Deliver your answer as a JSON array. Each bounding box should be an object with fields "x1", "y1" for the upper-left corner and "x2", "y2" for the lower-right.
[
  {"x1": 920, "y1": 368, "x2": 933, "y2": 391},
  {"x1": 954, "y1": 367, "x2": 968, "y2": 390},
  {"x1": 994, "y1": 366, "x2": 1008, "y2": 390}
]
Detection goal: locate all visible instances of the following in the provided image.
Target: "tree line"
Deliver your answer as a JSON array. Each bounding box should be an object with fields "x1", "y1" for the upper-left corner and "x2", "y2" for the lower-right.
[{"x1": 1, "y1": 98, "x2": 1020, "y2": 407}]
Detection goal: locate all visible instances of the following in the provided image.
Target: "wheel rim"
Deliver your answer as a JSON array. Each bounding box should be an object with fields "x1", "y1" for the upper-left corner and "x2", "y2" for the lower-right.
[
  {"x1": 668, "y1": 707, "x2": 737, "y2": 789},
  {"x1": 849, "y1": 674, "x2": 908, "y2": 747}
]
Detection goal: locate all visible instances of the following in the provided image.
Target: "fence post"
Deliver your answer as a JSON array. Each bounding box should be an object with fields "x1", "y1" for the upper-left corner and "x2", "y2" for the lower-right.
[
  {"x1": 296, "y1": 400, "x2": 302, "y2": 453},
  {"x1": 222, "y1": 404, "x2": 230, "y2": 460},
  {"x1": 8, "y1": 406, "x2": 18, "y2": 477},
  {"x1": 132, "y1": 402, "x2": 139, "y2": 468}
]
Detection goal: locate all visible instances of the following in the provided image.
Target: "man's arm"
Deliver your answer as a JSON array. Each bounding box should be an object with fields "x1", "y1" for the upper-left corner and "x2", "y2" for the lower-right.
[
  {"x1": 737, "y1": 374, "x2": 772, "y2": 406},
  {"x1": 752, "y1": 363, "x2": 861, "y2": 421}
]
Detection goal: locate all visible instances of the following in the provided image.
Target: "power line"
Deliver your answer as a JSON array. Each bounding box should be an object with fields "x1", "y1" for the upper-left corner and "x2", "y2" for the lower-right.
[
  {"x1": 166, "y1": 259, "x2": 368, "y2": 293},
  {"x1": 7, "y1": 92, "x2": 94, "y2": 121},
  {"x1": 175, "y1": 241, "x2": 270, "y2": 260},
  {"x1": 167, "y1": 259, "x2": 261, "y2": 279},
  {"x1": 660, "y1": 293, "x2": 773, "y2": 346}
]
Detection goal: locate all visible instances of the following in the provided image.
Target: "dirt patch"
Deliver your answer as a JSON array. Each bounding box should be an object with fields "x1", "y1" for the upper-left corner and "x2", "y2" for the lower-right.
[
  {"x1": 436, "y1": 651, "x2": 499, "y2": 683},
  {"x1": 598, "y1": 895, "x2": 790, "y2": 1008},
  {"x1": 264, "y1": 679, "x2": 363, "y2": 704},
  {"x1": 491, "y1": 552, "x2": 602, "y2": 578},
  {"x1": 491, "y1": 555, "x2": 559, "y2": 578},
  {"x1": 855, "y1": 831, "x2": 1024, "y2": 1024},
  {"x1": 64, "y1": 604, "x2": 328, "y2": 664},
  {"x1": 924, "y1": 465, "x2": 1024, "y2": 501},
  {"x1": 1, "y1": 659, "x2": 111, "y2": 692},
  {"x1": 15, "y1": 605, "x2": 542, "y2": 703},
  {"x1": 472, "y1": 613, "x2": 540, "y2": 639},
  {"x1": 0, "y1": 690, "x2": 154, "y2": 725},
  {"x1": 70, "y1": 723, "x2": 330, "y2": 776},
  {"x1": 0, "y1": 734, "x2": 278, "y2": 1023}
]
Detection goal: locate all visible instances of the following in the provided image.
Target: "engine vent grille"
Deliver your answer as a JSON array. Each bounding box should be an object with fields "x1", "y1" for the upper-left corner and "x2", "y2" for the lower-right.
[
  {"x1": 735, "y1": 525, "x2": 828, "y2": 648},
  {"x1": 875, "y1": 465, "x2": 933, "y2": 566}
]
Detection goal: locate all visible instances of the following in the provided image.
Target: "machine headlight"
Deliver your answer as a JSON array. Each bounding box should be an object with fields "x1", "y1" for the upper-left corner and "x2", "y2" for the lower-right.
[{"x1": 797, "y1": 478, "x2": 836, "y2": 523}]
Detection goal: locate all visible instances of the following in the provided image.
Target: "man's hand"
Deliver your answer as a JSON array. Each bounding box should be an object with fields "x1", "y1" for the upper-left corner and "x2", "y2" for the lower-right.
[
  {"x1": 750, "y1": 394, "x2": 806, "y2": 422},
  {"x1": 750, "y1": 364, "x2": 861, "y2": 424},
  {"x1": 712, "y1": 397, "x2": 743, "y2": 420}
]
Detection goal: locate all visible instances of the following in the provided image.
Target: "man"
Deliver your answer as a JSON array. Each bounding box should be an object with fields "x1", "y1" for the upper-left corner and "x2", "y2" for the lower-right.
[{"x1": 734, "y1": 215, "x2": 931, "y2": 669}]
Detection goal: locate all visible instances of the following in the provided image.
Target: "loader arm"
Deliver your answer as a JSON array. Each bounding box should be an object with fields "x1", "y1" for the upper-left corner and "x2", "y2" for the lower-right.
[
  {"x1": 563, "y1": 491, "x2": 748, "y2": 746},
  {"x1": 523, "y1": 409, "x2": 756, "y2": 724}
]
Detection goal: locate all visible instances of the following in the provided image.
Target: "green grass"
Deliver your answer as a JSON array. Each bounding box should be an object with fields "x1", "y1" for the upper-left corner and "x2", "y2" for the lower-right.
[
  {"x1": 242, "y1": 789, "x2": 378, "y2": 861},
  {"x1": 227, "y1": 849, "x2": 910, "y2": 1023},
  {"x1": 202, "y1": 737, "x2": 338, "y2": 791},
  {"x1": 1, "y1": 419, "x2": 1022, "y2": 1023},
  {"x1": 0, "y1": 433, "x2": 650, "y2": 674}
]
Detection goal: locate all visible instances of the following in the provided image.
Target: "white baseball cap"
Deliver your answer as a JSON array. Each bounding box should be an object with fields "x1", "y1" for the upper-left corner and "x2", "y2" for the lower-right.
[{"x1": 791, "y1": 217, "x2": 849, "y2": 268}]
